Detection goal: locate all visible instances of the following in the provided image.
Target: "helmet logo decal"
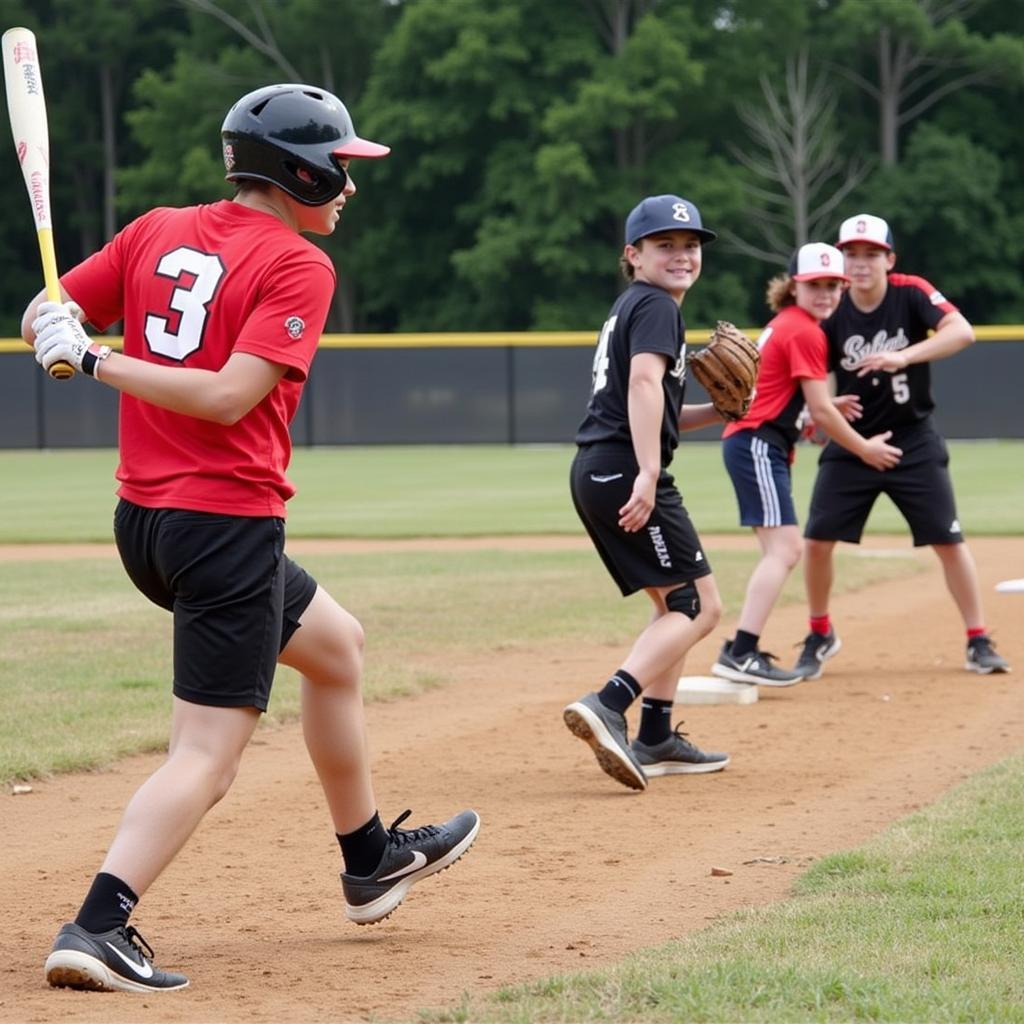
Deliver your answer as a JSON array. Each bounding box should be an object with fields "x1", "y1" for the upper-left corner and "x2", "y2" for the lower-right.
[
  {"x1": 223, "y1": 143, "x2": 235, "y2": 171},
  {"x1": 285, "y1": 316, "x2": 305, "y2": 340},
  {"x1": 672, "y1": 202, "x2": 691, "y2": 223}
]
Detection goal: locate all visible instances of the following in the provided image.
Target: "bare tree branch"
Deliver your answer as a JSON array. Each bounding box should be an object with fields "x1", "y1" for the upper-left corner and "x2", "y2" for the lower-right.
[{"x1": 181, "y1": 0, "x2": 302, "y2": 81}]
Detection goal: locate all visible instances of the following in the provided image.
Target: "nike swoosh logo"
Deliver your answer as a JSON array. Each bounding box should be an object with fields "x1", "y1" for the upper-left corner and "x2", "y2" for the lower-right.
[
  {"x1": 105, "y1": 942, "x2": 154, "y2": 979},
  {"x1": 378, "y1": 850, "x2": 428, "y2": 881},
  {"x1": 589, "y1": 473, "x2": 623, "y2": 483}
]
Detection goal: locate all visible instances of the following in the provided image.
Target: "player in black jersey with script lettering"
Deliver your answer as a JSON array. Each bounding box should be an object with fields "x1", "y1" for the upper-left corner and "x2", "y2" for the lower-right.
[
  {"x1": 795, "y1": 213, "x2": 1010, "y2": 678},
  {"x1": 563, "y1": 194, "x2": 731, "y2": 792}
]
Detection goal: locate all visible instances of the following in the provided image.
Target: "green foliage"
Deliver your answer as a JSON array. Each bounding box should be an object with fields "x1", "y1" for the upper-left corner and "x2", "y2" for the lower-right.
[{"x1": 1, "y1": 0, "x2": 1023, "y2": 335}]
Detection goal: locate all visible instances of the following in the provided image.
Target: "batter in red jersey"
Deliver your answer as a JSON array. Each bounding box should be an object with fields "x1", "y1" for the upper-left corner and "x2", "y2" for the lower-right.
[
  {"x1": 796, "y1": 214, "x2": 1010, "y2": 678},
  {"x1": 24, "y1": 83, "x2": 480, "y2": 995},
  {"x1": 712, "y1": 243, "x2": 901, "y2": 687}
]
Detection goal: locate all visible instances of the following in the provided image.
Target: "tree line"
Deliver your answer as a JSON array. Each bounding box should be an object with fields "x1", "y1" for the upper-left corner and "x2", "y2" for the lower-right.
[{"x1": 2, "y1": 0, "x2": 1022, "y2": 338}]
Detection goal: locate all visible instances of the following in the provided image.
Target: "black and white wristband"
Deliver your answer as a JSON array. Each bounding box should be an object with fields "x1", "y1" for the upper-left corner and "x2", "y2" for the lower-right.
[{"x1": 81, "y1": 343, "x2": 112, "y2": 379}]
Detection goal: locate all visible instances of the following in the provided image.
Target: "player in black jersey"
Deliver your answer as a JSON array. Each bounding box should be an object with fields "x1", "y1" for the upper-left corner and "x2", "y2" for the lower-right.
[
  {"x1": 795, "y1": 213, "x2": 1010, "y2": 677},
  {"x1": 563, "y1": 195, "x2": 731, "y2": 791}
]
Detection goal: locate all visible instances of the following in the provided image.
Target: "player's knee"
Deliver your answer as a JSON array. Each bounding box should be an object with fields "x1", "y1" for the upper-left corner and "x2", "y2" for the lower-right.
[
  {"x1": 665, "y1": 582, "x2": 700, "y2": 620},
  {"x1": 781, "y1": 534, "x2": 803, "y2": 570},
  {"x1": 805, "y1": 538, "x2": 834, "y2": 561}
]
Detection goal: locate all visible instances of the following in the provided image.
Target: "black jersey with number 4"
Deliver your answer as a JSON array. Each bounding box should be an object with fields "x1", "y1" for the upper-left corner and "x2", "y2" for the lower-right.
[
  {"x1": 575, "y1": 282, "x2": 687, "y2": 467},
  {"x1": 822, "y1": 272, "x2": 957, "y2": 440}
]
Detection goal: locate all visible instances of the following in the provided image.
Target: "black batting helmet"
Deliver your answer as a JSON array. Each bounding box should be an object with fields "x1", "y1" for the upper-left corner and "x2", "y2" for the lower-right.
[{"x1": 221, "y1": 84, "x2": 389, "y2": 206}]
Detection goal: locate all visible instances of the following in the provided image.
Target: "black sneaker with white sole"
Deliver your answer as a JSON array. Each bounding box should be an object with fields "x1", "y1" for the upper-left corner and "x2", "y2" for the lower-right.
[
  {"x1": 44, "y1": 922, "x2": 188, "y2": 993},
  {"x1": 563, "y1": 691, "x2": 648, "y2": 791},
  {"x1": 341, "y1": 808, "x2": 480, "y2": 924},
  {"x1": 712, "y1": 640, "x2": 803, "y2": 687},
  {"x1": 631, "y1": 724, "x2": 730, "y2": 776},
  {"x1": 793, "y1": 628, "x2": 842, "y2": 680},
  {"x1": 965, "y1": 635, "x2": 1010, "y2": 675}
]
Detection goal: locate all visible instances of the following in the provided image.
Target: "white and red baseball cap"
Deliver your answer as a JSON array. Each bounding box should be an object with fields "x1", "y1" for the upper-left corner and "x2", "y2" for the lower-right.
[
  {"x1": 836, "y1": 213, "x2": 894, "y2": 250},
  {"x1": 788, "y1": 242, "x2": 849, "y2": 282}
]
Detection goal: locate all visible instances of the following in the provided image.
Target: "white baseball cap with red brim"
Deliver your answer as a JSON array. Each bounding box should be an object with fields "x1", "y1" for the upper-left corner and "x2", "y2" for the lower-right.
[
  {"x1": 789, "y1": 242, "x2": 849, "y2": 282},
  {"x1": 837, "y1": 214, "x2": 894, "y2": 250}
]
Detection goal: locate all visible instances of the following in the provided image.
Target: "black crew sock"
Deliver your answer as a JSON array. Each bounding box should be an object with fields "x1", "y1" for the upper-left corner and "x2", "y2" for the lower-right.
[
  {"x1": 337, "y1": 811, "x2": 388, "y2": 877},
  {"x1": 731, "y1": 629, "x2": 760, "y2": 659},
  {"x1": 597, "y1": 669, "x2": 641, "y2": 714},
  {"x1": 75, "y1": 872, "x2": 138, "y2": 934},
  {"x1": 638, "y1": 698, "x2": 674, "y2": 745}
]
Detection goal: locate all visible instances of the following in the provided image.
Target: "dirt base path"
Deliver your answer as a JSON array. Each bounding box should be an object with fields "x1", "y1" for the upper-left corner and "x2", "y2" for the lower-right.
[{"x1": 2, "y1": 536, "x2": 1022, "y2": 1023}]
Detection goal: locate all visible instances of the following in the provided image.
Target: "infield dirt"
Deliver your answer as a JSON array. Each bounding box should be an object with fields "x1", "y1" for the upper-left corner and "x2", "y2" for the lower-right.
[{"x1": 2, "y1": 535, "x2": 1022, "y2": 1023}]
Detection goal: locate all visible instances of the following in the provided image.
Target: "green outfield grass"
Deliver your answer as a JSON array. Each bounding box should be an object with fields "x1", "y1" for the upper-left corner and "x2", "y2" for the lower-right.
[
  {"x1": 427, "y1": 755, "x2": 1024, "y2": 1023},
  {"x1": 0, "y1": 440, "x2": 1021, "y2": 543},
  {"x1": 0, "y1": 545, "x2": 922, "y2": 783}
]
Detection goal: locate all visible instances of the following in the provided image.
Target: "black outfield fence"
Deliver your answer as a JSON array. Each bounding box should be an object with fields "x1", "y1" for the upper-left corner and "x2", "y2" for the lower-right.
[{"x1": 1, "y1": 328, "x2": 1021, "y2": 448}]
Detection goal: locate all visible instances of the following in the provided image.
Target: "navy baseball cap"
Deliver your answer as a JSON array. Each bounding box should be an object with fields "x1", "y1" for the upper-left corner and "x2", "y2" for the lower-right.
[{"x1": 624, "y1": 194, "x2": 717, "y2": 246}]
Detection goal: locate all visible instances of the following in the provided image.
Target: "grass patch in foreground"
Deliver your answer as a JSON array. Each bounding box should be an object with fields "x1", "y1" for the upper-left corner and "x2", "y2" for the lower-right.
[
  {"x1": 1, "y1": 441, "x2": 1021, "y2": 541},
  {"x1": 0, "y1": 545, "x2": 922, "y2": 782},
  {"x1": 427, "y1": 755, "x2": 1024, "y2": 1023}
]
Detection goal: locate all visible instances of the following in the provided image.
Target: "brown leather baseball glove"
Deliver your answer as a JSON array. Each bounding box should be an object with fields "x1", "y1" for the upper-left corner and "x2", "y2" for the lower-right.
[{"x1": 687, "y1": 321, "x2": 760, "y2": 422}]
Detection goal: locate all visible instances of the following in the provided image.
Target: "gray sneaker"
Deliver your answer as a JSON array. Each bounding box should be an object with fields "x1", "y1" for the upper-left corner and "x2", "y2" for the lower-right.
[
  {"x1": 793, "y1": 628, "x2": 842, "y2": 680},
  {"x1": 965, "y1": 636, "x2": 1010, "y2": 675},
  {"x1": 712, "y1": 639, "x2": 803, "y2": 687},
  {"x1": 341, "y1": 808, "x2": 480, "y2": 925},
  {"x1": 44, "y1": 922, "x2": 188, "y2": 992},
  {"x1": 631, "y1": 724, "x2": 730, "y2": 776},
  {"x1": 563, "y1": 692, "x2": 647, "y2": 791}
]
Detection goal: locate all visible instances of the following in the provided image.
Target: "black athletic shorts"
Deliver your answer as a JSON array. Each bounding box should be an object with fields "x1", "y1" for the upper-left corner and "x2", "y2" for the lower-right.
[
  {"x1": 113, "y1": 499, "x2": 319, "y2": 711},
  {"x1": 570, "y1": 444, "x2": 712, "y2": 596},
  {"x1": 803, "y1": 424, "x2": 963, "y2": 547}
]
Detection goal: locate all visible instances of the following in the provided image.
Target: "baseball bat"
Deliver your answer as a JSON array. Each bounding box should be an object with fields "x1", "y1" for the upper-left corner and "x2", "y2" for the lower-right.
[{"x1": 2, "y1": 26, "x2": 74, "y2": 380}]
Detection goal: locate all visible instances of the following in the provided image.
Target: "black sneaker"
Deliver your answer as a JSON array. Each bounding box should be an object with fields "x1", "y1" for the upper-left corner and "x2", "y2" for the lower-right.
[
  {"x1": 341, "y1": 808, "x2": 480, "y2": 924},
  {"x1": 631, "y1": 724, "x2": 730, "y2": 776},
  {"x1": 965, "y1": 636, "x2": 1010, "y2": 675},
  {"x1": 793, "y1": 628, "x2": 842, "y2": 680},
  {"x1": 712, "y1": 640, "x2": 803, "y2": 687},
  {"x1": 44, "y1": 922, "x2": 188, "y2": 992},
  {"x1": 563, "y1": 691, "x2": 648, "y2": 791}
]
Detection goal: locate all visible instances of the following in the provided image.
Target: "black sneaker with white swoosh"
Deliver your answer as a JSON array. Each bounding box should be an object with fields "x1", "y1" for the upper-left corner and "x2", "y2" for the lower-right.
[
  {"x1": 341, "y1": 808, "x2": 480, "y2": 924},
  {"x1": 44, "y1": 922, "x2": 188, "y2": 992}
]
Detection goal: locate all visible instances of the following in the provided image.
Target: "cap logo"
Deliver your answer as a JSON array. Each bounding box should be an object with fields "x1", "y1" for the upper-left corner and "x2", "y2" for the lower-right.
[
  {"x1": 285, "y1": 316, "x2": 305, "y2": 340},
  {"x1": 672, "y1": 202, "x2": 691, "y2": 223},
  {"x1": 856, "y1": 219, "x2": 867, "y2": 234},
  {"x1": 820, "y1": 252, "x2": 831, "y2": 267}
]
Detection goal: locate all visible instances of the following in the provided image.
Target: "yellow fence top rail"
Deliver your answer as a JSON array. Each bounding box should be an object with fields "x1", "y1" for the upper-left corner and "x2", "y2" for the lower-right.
[{"x1": 2, "y1": 325, "x2": 1022, "y2": 354}]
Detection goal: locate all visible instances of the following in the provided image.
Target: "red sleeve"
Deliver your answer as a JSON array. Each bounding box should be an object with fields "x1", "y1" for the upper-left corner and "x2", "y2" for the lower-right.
[
  {"x1": 889, "y1": 272, "x2": 958, "y2": 328},
  {"x1": 60, "y1": 217, "x2": 147, "y2": 330},
  {"x1": 234, "y1": 254, "x2": 335, "y2": 383},
  {"x1": 787, "y1": 321, "x2": 828, "y2": 380}
]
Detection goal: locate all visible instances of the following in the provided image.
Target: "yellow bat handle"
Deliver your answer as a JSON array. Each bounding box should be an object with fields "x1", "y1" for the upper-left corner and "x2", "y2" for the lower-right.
[{"x1": 37, "y1": 227, "x2": 75, "y2": 380}]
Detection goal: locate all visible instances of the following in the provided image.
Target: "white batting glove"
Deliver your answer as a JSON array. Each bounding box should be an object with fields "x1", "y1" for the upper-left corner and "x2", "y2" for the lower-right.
[{"x1": 32, "y1": 301, "x2": 108, "y2": 378}]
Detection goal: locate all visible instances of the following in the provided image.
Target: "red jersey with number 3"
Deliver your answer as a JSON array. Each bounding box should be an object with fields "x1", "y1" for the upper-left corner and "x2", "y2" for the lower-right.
[{"x1": 61, "y1": 201, "x2": 335, "y2": 517}]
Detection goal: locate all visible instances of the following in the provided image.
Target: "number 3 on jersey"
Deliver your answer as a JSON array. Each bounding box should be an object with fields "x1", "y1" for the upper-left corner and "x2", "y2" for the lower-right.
[
  {"x1": 145, "y1": 247, "x2": 226, "y2": 361},
  {"x1": 592, "y1": 315, "x2": 617, "y2": 393}
]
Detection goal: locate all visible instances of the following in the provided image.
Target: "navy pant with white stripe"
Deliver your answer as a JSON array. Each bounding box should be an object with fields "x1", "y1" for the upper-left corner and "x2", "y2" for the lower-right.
[{"x1": 722, "y1": 431, "x2": 798, "y2": 528}]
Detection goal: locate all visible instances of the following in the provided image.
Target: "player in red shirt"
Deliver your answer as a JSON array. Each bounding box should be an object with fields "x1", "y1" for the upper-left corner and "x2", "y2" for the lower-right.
[
  {"x1": 796, "y1": 214, "x2": 1010, "y2": 678},
  {"x1": 711, "y1": 244, "x2": 901, "y2": 687},
  {"x1": 23, "y1": 84, "x2": 480, "y2": 994}
]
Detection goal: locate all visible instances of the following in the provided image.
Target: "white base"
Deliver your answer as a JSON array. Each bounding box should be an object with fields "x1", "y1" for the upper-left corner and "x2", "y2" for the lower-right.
[
  {"x1": 996, "y1": 578, "x2": 1024, "y2": 594},
  {"x1": 676, "y1": 675, "x2": 758, "y2": 705}
]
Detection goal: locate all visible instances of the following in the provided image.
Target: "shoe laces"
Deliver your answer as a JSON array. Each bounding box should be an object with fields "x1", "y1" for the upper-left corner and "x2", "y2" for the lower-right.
[
  {"x1": 669, "y1": 723, "x2": 698, "y2": 753},
  {"x1": 387, "y1": 809, "x2": 441, "y2": 847},
  {"x1": 119, "y1": 925, "x2": 155, "y2": 965},
  {"x1": 970, "y1": 635, "x2": 997, "y2": 654},
  {"x1": 754, "y1": 649, "x2": 781, "y2": 664}
]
